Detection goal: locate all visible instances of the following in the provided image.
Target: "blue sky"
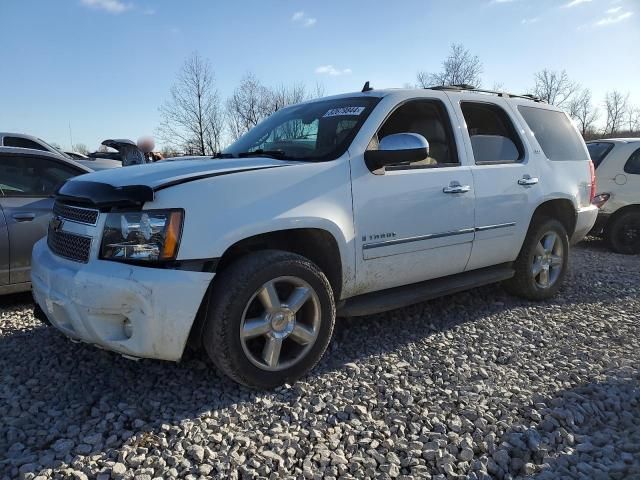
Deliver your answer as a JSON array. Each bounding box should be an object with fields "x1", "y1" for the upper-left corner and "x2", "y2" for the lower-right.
[{"x1": 0, "y1": 0, "x2": 638, "y2": 151}]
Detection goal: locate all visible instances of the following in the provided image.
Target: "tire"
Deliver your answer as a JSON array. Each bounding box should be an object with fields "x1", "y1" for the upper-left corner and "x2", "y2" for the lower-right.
[
  {"x1": 604, "y1": 211, "x2": 640, "y2": 255},
  {"x1": 503, "y1": 217, "x2": 569, "y2": 300},
  {"x1": 203, "y1": 250, "x2": 335, "y2": 389}
]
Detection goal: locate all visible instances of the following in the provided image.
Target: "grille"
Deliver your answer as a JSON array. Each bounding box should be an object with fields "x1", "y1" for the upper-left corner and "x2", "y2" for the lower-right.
[
  {"x1": 53, "y1": 202, "x2": 99, "y2": 225},
  {"x1": 48, "y1": 229, "x2": 92, "y2": 263}
]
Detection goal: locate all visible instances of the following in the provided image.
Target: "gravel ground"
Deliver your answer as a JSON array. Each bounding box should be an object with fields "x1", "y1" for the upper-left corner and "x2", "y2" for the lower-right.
[{"x1": 1, "y1": 238, "x2": 639, "y2": 480}]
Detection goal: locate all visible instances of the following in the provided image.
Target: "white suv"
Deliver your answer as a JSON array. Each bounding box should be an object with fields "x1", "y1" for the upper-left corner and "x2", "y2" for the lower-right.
[
  {"x1": 32, "y1": 86, "x2": 597, "y2": 388},
  {"x1": 588, "y1": 138, "x2": 640, "y2": 254}
]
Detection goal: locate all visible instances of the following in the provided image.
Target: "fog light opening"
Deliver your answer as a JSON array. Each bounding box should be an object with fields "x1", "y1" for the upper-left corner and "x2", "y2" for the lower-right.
[{"x1": 123, "y1": 319, "x2": 133, "y2": 339}]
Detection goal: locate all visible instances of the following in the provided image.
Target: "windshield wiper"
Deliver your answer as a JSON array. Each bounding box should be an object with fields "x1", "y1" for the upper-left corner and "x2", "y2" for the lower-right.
[
  {"x1": 212, "y1": 152, "x2": 235, "y2": 159},
  {"x1": 236, "y1": 149, "x2": 290, "y2": 159}
]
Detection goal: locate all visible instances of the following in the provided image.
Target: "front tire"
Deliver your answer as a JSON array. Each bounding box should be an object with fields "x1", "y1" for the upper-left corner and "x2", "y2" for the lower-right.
[
  {"x1": 504, "y1": 217, "x2": 569, "y2": 300},
  {"x1": 605, "y1": 211, "x2": 640, "y2": 254},
  {"x1": 203, "y1": 250, "x2": 335, "y2": 389}
]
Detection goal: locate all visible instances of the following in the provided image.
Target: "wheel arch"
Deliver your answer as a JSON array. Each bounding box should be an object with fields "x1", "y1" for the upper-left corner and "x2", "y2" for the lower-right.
[
  {"x1": 530, "y1": 198, "x2": 577, "y2": 238},
  {"x1": 185, "y1": 227, "x2": 345, "y2": 351},
  {"x1": 604, "y1": 203, "x2": 640, "y2": 232}
]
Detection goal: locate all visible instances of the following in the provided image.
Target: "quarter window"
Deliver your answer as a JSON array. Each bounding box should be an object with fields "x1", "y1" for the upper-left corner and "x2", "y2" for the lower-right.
[
  {"x1": 624, "y1": 147, "x2": 640, "y2": 175},
  {"x1": 587, "y1": 142, "x2": 614, "y2": 168},
  {"x1": 461, "y1": 102, "x2": 524, "y2": 164},
  {"x1": 518, "y1": 106, "x2": 588, "y2": 161},
  {"x1": 371, "y1": 99, "x2": 459, "y2": 169},
  {"x1": 0, "y1": 156, "x2": 81, "y2": 197}
]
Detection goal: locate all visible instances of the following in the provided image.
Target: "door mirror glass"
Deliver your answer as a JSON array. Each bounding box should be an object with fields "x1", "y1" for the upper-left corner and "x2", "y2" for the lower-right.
[{"x1": 365, "y1": 133, "x2": 430, "y2": 171}]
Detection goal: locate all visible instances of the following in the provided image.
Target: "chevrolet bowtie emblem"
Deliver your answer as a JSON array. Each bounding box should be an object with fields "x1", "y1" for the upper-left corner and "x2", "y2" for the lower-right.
[{"x1": 50, "y1": 216, "x2": 64, "y2": 232}]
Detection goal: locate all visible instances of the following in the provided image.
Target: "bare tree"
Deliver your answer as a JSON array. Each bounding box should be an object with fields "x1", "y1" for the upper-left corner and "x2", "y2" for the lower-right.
[
  {"x1": 226, "y1": 73, "x2": 275, "y2": 141},
  {"x1": 268, "y1": 83, "x2": 308, "y2": 113},
  {"x1": 568, "y1": 89, "x2": 599, "y2": 137},
  {"x1": 73, "y1": 143, "x2": 89, "y2": 155},
  {"x1": 604, "y1": 91, "x2": 629, "y2": 136},
  {"x1": 625, "y1": 106, "x2": 640, "y2": 133},
  {"x1": 157, "y1": 53, "x2": 224, "y2": 156},
  {"x1": 416, "y1": 43, "x2": 483, "y2": 88},
  {"x1": 531, "y1": 69, "x2": 579, "y2": 107}
]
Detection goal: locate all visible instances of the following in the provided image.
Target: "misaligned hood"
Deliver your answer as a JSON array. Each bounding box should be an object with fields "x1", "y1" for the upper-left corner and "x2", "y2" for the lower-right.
[
  {"x1": 70, "y1": 157, "x2": 296, "y2": 189},
  {"x1": 57, "y1": 157, "x2": 296, "y2": 208}
]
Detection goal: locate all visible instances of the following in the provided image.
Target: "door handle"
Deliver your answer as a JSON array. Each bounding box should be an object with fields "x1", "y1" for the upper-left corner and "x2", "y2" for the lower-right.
[
  {"x1": 443, "y1": 182, "x2": 471, "y2": 194},
  {"x1": 12, "y1": 212, "x2": 36, "y2": 222},
  {"x1": 518, "y1": 176, "x2": 539, "y2": 186}
]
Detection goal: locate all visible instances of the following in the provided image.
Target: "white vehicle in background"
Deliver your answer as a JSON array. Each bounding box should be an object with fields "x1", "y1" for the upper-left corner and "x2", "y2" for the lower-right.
[
  {"x1": 588, "y1": 138, "x2": 640, "y2": 254},
  {"x1": 32, "y1": 85, "x2": 597, "y2": 388}
]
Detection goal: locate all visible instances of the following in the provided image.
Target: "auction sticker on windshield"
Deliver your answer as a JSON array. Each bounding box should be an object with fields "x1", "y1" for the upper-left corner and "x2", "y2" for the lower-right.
[{"x1": 323, "y1": 106, "x2": 366, "y2": 117}]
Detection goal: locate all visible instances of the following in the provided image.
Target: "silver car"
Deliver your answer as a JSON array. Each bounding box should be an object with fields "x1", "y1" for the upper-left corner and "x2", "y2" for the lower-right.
[{"x1": 0, "y1": 147, "x2": 92, "y2": 294}]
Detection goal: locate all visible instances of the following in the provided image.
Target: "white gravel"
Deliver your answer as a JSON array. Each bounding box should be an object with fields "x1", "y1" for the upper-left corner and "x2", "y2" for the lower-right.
[{"x1": 1, "y1": 238, "x2": 639, "y2": 480}]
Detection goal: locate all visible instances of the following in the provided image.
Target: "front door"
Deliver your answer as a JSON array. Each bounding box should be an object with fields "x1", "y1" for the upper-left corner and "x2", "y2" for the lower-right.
[
  {"x1": 451, "y1": 96, "x2": 542, "y2": 271},
  {"x1": 0, "y1": 154, "x2": 84, "y2": 284},
  {"x1": 350, "y1": 97, "x2": 475, "y2": 293}
]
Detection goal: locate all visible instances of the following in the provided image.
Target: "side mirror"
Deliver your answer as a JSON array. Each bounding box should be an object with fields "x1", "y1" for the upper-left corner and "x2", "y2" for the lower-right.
[{"x1": 364, "y1": 133, "x2": 430, "y2": 171}]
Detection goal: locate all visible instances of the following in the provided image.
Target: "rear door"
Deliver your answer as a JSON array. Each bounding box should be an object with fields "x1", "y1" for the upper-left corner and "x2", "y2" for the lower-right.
[
  {"x1": 0, "y1": 154, "x2": 85, "y2": 284},
  {"x1": 449, "y1": 95, "x2": 543, "y2": 270}
]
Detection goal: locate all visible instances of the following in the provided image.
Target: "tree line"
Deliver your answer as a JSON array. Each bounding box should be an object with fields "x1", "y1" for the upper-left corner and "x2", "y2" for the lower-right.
[{"x1": 158, "y1": 47, "x2": 638, "y2": 156}]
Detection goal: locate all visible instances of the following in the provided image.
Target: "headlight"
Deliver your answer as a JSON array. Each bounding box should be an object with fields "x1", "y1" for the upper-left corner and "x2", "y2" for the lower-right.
[{"x1": 100, "y1": 209, "x2": 183, "y2": 262}]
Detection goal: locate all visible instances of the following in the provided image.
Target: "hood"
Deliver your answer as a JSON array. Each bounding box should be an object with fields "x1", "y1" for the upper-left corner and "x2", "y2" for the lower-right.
[{"x1": 56, "y1": 157, "x2": 295, "y2": 207}]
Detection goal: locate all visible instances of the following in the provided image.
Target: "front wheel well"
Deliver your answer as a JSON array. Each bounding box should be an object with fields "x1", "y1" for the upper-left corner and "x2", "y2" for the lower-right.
[
  {"x1": 531, "y1": 199, "x2": 577, "y2": 237},
  {"x1": 216, "y1": 229, "x2": 343, "y2": 301}
]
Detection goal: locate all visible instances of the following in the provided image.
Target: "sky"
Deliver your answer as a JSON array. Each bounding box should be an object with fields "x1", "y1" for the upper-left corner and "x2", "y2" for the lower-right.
[{"x1": 0, "y1": 0, "x2": 638, "y2": 151}]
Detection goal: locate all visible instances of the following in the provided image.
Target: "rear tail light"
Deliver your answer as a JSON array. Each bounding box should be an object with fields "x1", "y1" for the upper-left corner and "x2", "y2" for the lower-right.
[
  {"x1": 589, "y1": 160, "x2": 597, "y2": 201},
  {"x1": 592, "y1": 193, "x2": 610, "y2": 209}
]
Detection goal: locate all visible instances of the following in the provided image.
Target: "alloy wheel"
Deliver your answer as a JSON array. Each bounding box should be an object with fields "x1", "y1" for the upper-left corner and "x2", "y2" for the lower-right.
[
  {"x1": 239, "y1": 276, "x2": 321, "y2": 371},
  {"x1": 532, "y1": 231, "x2": 564, "y2": 289}
]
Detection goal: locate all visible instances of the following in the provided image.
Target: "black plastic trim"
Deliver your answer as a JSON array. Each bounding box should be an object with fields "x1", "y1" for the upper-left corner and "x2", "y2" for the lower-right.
[
  {"x1": 337, "y1": 263, "x2": 514, "y2": 317},
  {"x1": 56, "y1": 181, "x2": 154, "y2": 208}
]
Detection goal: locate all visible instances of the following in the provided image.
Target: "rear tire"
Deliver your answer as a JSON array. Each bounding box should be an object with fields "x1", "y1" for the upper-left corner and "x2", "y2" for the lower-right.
[
  {"x1": 605, "y1": 211, "x2": 640, "y2": 255},
  {"x1": 203, "y1": 250, "x2": 335, "y2": 389},
  {"x1": 504, "y1": 217, "x2": 569, "y2": 300}
]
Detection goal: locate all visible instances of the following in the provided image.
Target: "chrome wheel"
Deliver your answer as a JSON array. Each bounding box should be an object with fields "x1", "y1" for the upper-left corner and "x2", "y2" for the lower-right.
[
  {"x1": 240, "y1": 276, "x2": 321, "y2": 371},
  {"x1": 532, "y1": 231, "x2": 564, "y2": 289}
]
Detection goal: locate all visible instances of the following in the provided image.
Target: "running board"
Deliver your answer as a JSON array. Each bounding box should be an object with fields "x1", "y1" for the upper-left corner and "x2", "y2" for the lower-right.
[{"x1": 337, "y1": 263, "x2": 514, "y2": 317}]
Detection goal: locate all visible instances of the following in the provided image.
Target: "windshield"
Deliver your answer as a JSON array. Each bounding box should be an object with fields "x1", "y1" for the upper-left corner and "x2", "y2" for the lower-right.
[
  {"x1": 223, "y1": 96, "x2": 380, "y2": 161},
  {"x1": 586, "y1": 142, "x2": 614, "y2": 168}
]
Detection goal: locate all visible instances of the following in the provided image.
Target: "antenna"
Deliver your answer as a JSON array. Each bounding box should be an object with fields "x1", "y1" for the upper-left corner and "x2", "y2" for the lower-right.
[{"x1": 361, "y1": 81, "x2": 373, "y2": 93}]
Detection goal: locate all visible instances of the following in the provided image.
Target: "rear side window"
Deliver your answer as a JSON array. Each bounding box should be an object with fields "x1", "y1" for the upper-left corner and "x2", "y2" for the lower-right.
[
  {"x1": 3, "y1": 136, "x2": 48, "y2": 151},
  {"x1": 587, "y1": 142, "x2": 614, "y2": 168},
  {"x1": 624, "y1": 147, "x2": 640, "y2": 175},
  {"x1": 460, "y1": 102, "x2": 524, "y2": 164},
  {"x1": 518, "y1": 106, "x2": 588, "y2": 161}
]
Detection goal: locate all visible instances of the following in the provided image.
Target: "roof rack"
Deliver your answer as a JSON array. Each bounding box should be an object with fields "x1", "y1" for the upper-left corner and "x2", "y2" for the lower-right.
[{"x1": 428, "y1": 84, "x2": 542, "y2": 102}]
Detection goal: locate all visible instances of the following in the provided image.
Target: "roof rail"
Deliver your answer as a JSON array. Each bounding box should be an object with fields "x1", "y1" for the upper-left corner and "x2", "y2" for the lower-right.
[{"x1": 428, "y1": 84, "x2": 542, "y2": 102}]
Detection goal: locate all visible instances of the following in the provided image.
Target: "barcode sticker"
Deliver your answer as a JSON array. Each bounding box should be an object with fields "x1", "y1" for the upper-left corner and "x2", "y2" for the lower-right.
[{"x1": 323, "y1": 106, "x2": 366, "y2": 117}]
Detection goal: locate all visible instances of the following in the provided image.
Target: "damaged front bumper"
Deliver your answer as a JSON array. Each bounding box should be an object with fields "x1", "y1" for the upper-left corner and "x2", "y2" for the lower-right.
[{"x1": 31, "y1": 239, "x2": 214, "y2": 361}]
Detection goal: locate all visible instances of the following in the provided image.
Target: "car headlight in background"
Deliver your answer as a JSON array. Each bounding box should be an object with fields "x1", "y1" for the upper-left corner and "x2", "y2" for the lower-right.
[{"x1": 100, "y1": 209, "x2": 183, "y2": 262}]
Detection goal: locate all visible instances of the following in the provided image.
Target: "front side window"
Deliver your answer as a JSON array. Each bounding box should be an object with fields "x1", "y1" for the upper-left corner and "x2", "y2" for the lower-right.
[
  {"x1": 3, "y1": 136, "x2": 48, "y2": 151},
  {"x1": 461, "y1": 102, "x2": 524, "y2": 164},
  {"x1": 0, "y1": 155, "x2": 81, "y2": 197},
  {"x1": 587, "y1": 142, "x2": 614, "y2": 168},
  {"x1": 624, "y1": 147, "x2": 640, "y2": 175},
  {"x1": 370, "y1": 99, "x2": 459, "y2": 168},
  {"x1": 518, "y1": 106, "x2": 588, "y2": 161},
  {"x1": 224, "y1": 97, "x2": 380, "y2": 162}
]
